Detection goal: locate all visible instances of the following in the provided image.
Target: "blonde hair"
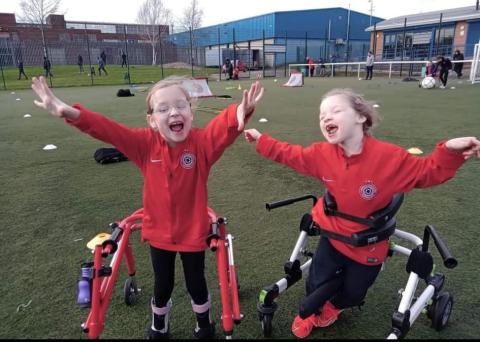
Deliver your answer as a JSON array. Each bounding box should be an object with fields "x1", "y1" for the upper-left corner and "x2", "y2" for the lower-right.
[
  {"x1": 321, "y1": 88, "x2": 381, "y2": 134},
  {"x1": 146, "y1": 75, "x2": 197, "y2": 114}
]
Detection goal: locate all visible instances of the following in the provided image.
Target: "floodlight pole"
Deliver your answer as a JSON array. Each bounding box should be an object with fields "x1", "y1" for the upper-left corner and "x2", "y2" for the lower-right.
[
  {"x1": 369, "y1": 0, "x2": 373, "y2": 27},
  {"x1": 189, "y1": 26, "x2": 194, "y2": 77},
  {"x1": 123, "y1": 25, "x2": 131, "y2": 85},
  {"x1": 84, "y1": 23, "x2": 94, "y2": 86},
  {"x1": 218, "y1": 27, "x2": 222, "y2": 80},
  {"x1": 345, "y1": 4, "x2": 351, "y2": 76}
]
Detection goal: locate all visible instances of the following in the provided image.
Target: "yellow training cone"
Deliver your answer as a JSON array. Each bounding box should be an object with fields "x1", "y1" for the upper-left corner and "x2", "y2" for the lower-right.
[
  {"x1": 237, "y1": 84, "x2": 242, "y2": 90},
  {"x1": 407, "y1": 147, "x2": 423, "y2": 155},
  {"x1": 86, "y1": 232, "x2": 111, "y2": 250}
]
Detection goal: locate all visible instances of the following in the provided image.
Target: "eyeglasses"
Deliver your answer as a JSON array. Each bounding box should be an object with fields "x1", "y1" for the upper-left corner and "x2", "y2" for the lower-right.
[{"x1": 152, "y1": 100, "x2": 190, "y2": 115}]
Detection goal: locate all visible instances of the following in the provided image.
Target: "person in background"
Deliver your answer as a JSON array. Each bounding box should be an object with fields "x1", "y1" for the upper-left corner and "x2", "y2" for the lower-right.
[
  {"x1": 225, "y1": 59, "x2": 233, "y2": 80},
  {"x1": 318, "y1": 57, "x2": 326, "y2": 77},
  {"x1": 97, "y1": 56, "x2": 108, "y2": 76},
  {"x1": 100, "y1": 50, "x2": 107, "y2": 65},
  {"x1": 78, "y1": 54, "x2": 84, "y2": 73},
  {"x1": 43, "y1": 56, "x2": 53, "y2": 77},
  {"x1": 365, "y1": 51, "x2": 375, "y2": 80},
  {"x1": 17, "y1": 59, "x2": 28, "y2": 80},
  {"x1": 233, "y1": 65, "x2": 240, "y2": 80},
  {"x1": 308, "y1": 57, "x2": 315, "y2": 77},
  {"x1": 121, "y1": 51, "x2": 127, "y2": 68},
  {"x1": 436, "y1": 55, "x2": 452, "y2": 89},
  {"x1": 425, "y1": 60, "x2": 436, "y2": 77},
  {"x1": 453, "y1": 50, "x2": 464, "y2": 78}
]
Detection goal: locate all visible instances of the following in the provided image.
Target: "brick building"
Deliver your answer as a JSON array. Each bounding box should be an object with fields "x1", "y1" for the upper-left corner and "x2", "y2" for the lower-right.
[{"x1": 0, "y1": 13, "x2": 169, "y2": 66}]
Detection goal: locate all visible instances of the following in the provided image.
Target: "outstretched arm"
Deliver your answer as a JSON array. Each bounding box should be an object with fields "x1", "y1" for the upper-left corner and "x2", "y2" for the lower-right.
[
  {"x1": 31, "y1": 76, "x2": 80, "y2": 119},
  {"x1": 244, "y1": 128, "x2": 324, "y2": 178},
  {"x1": 31, "y1": 76, "x2": 149, "y2": 167},
  {"x1": 445, "y1": 137, "x2": 480, "y2": 160},
  {"x1": 244, "y1": 128, "x2": 262, "y2": 142},
  {"x1": 202, "y1": 81, "x2": 265, "y2": 165},
  {"x1": 236, "y1": 81, "x2": 265, "y2": 131}
]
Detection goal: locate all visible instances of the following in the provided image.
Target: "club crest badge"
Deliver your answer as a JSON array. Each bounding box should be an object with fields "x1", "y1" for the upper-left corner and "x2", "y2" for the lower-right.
[
  {"x1": 180, "y1": 152, "x2": 195, "y2": 169},
  {"x1": 359, "y1": 181, "x2": 377, "y2": 200}
]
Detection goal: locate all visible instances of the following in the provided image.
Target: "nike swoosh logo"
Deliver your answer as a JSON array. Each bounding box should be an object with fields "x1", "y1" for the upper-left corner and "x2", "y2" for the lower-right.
[
  {"x1": 322, "y1": 176, "x2": 335, "y2": 182},
  {"x1": 150, "y1": 159, "x2": 162, "y2": 163}
]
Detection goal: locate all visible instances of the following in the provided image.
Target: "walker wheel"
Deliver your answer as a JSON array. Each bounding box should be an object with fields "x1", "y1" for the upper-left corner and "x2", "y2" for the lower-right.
[
  {"x1": 124, "y1": 278, "x2": 139, "y2": 306},
  {"x1": 261, "y1": 314, "x2": 273, "y2": 337},
  {"x1": 431, "y1": 292, "x2": 453, "y2": 331}
]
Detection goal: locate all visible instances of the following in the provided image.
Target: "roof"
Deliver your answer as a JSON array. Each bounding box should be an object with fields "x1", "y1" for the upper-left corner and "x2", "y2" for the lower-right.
[{"x1": 366, "y1": 5, "x2": 480, "y2": 31}]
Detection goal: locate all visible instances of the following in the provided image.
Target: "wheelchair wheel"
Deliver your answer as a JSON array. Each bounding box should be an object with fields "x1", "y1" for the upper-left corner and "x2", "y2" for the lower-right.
[
  {"x1": 430, "y1": 292, "x2": 453, "y2": 331},
  {"x1": 124, "y1": 278, "x2": 139, "y2": 306},
  {"x1": 261, "y1": 314, "x2": 273, "y2": 337}
]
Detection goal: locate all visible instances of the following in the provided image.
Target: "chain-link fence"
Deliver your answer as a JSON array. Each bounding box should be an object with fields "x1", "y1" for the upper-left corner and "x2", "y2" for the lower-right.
[{"x1": 0, "y1": 23, "x2": 476, "y2": 90}]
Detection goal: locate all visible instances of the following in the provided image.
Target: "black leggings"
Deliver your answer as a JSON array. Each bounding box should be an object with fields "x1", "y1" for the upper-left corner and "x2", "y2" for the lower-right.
[
  {"x1": 306, "y1": 237, "x2": 382, "y2": 310},
  {"x1": 439, "y1": 69, "x2": 449, "y2": 86},
  {"x1": 150, "y1": 246, "x2": 209, "y2": 307}
]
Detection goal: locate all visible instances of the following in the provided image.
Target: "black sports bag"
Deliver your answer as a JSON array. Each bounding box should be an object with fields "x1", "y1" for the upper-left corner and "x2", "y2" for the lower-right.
[{"x1": 94, "y1": 148, "x2": 129, "y2": 164}]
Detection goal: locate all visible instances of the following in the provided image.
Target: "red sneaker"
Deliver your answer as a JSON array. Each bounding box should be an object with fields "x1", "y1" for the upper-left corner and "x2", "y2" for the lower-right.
[
  {"x1": 313, "y1": 300, "x2": 343, "y2": 327},
  {"x1": 291, "y1": 314, "x2": 317, "y2": 338}
]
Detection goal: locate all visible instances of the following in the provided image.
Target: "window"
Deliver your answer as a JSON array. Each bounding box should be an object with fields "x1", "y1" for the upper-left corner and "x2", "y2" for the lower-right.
[
  {"x1": 434, "y1": 27, "x2": 454, "y2": 56},
  {"x1": 383, "y1": 34, "x2": 396, "y2": 59}
]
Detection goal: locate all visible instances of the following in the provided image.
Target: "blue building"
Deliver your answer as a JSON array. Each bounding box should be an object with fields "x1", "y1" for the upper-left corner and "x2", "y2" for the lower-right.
[
  {"x1": 169, "y1": 8, "x2": 383, "y2": 69},
  {"x1": 367, "y1": 5, "x2": 480, "y2": 60}
]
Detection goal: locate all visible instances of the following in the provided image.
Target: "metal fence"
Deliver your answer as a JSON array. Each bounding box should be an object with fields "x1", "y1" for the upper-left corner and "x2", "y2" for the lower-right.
[{"x1": 0, "y1": 24, "x2": 476, "y2": 90}]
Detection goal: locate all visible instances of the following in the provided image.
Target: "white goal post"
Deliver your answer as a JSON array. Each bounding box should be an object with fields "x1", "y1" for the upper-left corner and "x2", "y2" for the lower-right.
[
  {"x1": 469, "y1": 41, "x2": 480, "y2": 84},
  {"x1": 289, "y1": 59, "x2": 474, "y2": 80}
]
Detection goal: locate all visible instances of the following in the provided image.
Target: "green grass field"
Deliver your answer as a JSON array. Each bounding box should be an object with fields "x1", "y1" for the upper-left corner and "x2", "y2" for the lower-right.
[
  {"x1": 0, "y1": 76, "x2": 479, "y2": 339},
  {"x1": 0, "y1": 64, "x2": 214, "y2": 90}
]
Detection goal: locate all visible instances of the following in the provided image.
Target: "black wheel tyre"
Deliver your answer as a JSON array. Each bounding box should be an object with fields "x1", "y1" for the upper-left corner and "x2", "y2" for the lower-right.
[
  {"x1": 431, "y1": 292, "x2": 453, "y2": 331},
  {"x1": 124, "y1": 278, "x2": 139, "y2": 306},
  {"x1": 261, "y1": 314, "x2": 273, "y2": 337}
]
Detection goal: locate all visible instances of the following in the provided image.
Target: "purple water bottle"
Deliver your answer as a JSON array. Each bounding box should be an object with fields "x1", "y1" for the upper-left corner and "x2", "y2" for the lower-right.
[{"x1": 76, "y1": 262, "x2": 93, "y2": 307}]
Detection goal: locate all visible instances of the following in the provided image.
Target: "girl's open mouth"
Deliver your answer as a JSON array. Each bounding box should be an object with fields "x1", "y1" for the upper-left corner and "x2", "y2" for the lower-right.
[{"x1": 169, "y1": 122, "x2": 184, "y2": 133}]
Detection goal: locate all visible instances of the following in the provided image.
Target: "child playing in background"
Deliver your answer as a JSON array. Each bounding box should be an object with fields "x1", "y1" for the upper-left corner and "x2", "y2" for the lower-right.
[
  {"x1": 31, "y1": 75, "x2": 264, "y2": 339},
  {"x1": 244, "y1": 88, "x2": 479, "y2": 339}
]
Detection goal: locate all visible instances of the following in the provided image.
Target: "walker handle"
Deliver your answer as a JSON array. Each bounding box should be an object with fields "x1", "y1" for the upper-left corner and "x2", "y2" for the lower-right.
[
  {"x1": 266, "y1": 194, "x2": 317, "y2": 211},
  {"x1": 101, "y1": 223, "x2": 122, "y2": 257},
  {"x1": 422, "y1": 225, "x2": 457, "y2": 269}
]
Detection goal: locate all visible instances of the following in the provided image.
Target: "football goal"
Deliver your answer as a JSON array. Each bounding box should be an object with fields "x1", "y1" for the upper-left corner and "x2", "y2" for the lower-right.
[{"x1": 469, "y1": 42, "x2": 480, "y2": 84}]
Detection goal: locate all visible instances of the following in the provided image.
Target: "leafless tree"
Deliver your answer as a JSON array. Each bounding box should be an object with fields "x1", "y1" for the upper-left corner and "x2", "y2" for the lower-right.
[
  {"x1": 136, "y1": 0, "x2": 171, "y2": 65},
  {"x1": 19, "y1": 0, "x2": 62, "y2": 57},
  {"x1": 179, "y1": 0, "x2": 203, "y2": 32},
  {"x1": 178, "y1": 0, "x2": 204, "y2": 65}
]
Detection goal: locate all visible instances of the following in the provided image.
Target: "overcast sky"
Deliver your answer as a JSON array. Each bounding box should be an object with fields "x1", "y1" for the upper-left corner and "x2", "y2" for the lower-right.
[{"x1": 0, "y1": 0, "x2": 477, "y2": 27}]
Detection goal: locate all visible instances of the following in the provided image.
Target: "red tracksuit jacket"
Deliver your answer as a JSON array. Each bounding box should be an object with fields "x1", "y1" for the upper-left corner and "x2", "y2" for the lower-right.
[
  {"x1": 256, "y1": 134, "x2": 465, "y2": 265},
  {"x1": 68, "y1": 103, "x2": 242, "y2": 252}
]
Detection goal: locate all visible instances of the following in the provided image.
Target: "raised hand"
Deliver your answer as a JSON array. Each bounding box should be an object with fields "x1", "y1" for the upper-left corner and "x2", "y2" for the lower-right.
[
  {"x1": 244, "y1": 128, "x2": 262, "y2": 143},
  {"x1": 445, "y1": 137, "x2": 480, "y2": 160},
  {"x1": 236, "y1": 81, "x2": 265, "y2": 131},
  {"x1": 31, "y1": 76, "x2": 80, "y2": 119}
]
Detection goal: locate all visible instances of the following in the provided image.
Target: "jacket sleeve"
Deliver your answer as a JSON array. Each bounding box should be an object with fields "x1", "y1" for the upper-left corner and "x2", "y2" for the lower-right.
[
  {"x1": 201, "y1": 103, "x2": 247, "y2": 165},
  {"x1": 394, "y1": 141, "x2": 466, "y2": 192},
  {"x1": 65, "y1": 103, "x2": 149, "y2": 167},
  {"x1": 255, "y1": 133, "x2": 324, "y2": 178}
]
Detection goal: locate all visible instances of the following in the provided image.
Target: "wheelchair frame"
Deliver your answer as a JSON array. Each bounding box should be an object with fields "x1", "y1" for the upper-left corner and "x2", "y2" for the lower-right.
[
  {"x1": 256, "y1": 194, "x2": 457, "y2": 339},
  {"x1": 78, "y1": 208, "x2": 242, "y2": 339}
]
